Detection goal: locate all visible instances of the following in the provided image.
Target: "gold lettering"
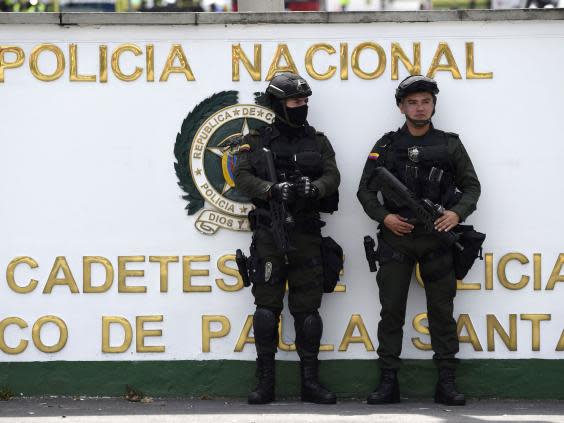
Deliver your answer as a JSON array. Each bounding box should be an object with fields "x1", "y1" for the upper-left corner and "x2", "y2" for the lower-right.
[
  {"x1": 338, "y1": 314, "x2": 374, "y2": 351},
  {"x1": 202, "y1": 315, "x2": 230, "y2": 353},
  {"x1": 498, "y1": 253, "x2": 529, "y2": 290},
  {"x1": 149, "y1": 256, "x2": 179, "y2": 293},
  {"x1": 391, "y1": 42, "x2": 421, "y2": 80},
  {"x1": 30, "y1": 44, "x2": 65, "y2": 82},
  {"x1": 136, "y1": 315, "x2": 165, "y2": 353},
  {"x1": 546, "y1": 253, "x2": 564, "y2": 290},
  {"x1": 457, "y1": 279, "x2": 481, "y2": 290},
  {"x1": 278, "y1": 314, "x2": 296, "y2": 352},
  {"x1": 333, "y1": 259, "x2": 346, "y2": 292},
  {"x1": 487, "y1": 314, "x2": 517, "y2": 351},
  {"x1": 216, "y1": 254, "x2": 243, "y2": 292},
  {"x1": 521, "y1": 314, "x2": 550, "y2": 351},
  {"x1": 83, "y1": 256, "x2": 114, "y2": 293},
  {"x1": 305, "y1": 43, "x2": 336, "y2": 81},
  {"x1": 99, "y1": 45, "x2": 108, "y2": 83},
  {"x1": 69, "y1": 44, "x2": 96, "y2": 82},
  {"x1": 43, "y1": 256, "x2": 79, "y2": 294},
  {"x1": 0, "y1": 46, "x2": 25, "y2": 82},
  {"x1": 232, "y1": 44, "x2": 261, "y2": 81},
  {"x1": 412, "y1": 312, "x2": 432, "y2": 351},
  {"x1": 415, "y1": 263, "x2": 424, "y2": 288},
  {"x1": 340, "y1": 43, "x2": 348, "y2": 80},
  {"x1": 534, "y1": 253, "x2": 542, "y2": 291},
  {"x1": 160, "y1": 44, "x2": 195, "y2": 82},
  {"x1": 457, "y1": 313, "x2": 483, "y2": 351},
  {"x1": 0, "y1": 317, "x2": 28, "y2": 354},
  {"x1": 32, "y1": 315, "x2": 68, "y2": 353},
  {"x1": 118, "y1": 256, "x2": 146, "y2": 293},
  {"x1": 183, "y1": 255, "x2": 212, "y2": 292},
  {"x1": 6, "y1": 256, "x2": 38, "y2": 294},
  {"x1": 101, "y1": 316, "x2": 133, "y2": 353},
  {"x1": 465, "y1": 42, "x2": 493, "y2": 79},
  {"x1": 111, "y1": 44, "x2": 143, "y2": 82},
  {"x1": 351, "y1": 42, "x2": 386, "y2": 80},
  {"x1": 146, "y1": 44, "x2": 155, "y2": 82},
  {"x1": 234, "y1": 315, "x2": 254, "y2": 352},
  {"x1": 266, "y1": 44, "x2": 298, "y2": 81},
  {"x1": 556, "y1": 329, "x2": 564, "y2": 351},
  {"x1": 426, "y1": 42, "x2": 462, "y2": 79},
  {"x1": 485, "y1": 253, "x2": 494, "y2": 290},
  {"x1": 319, "y1": 342, "x2": 335, "y2": 352}
]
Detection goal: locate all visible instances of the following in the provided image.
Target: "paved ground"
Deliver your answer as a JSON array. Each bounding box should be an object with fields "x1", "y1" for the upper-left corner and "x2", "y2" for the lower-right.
[{"x1": 0, "y1": 397, "x2": 564, "y2": 423}]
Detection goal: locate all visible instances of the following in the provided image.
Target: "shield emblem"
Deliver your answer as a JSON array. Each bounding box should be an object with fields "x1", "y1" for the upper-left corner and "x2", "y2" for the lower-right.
[{"x1": 408, "y1": 146, "x2": 421, "y2": 163}]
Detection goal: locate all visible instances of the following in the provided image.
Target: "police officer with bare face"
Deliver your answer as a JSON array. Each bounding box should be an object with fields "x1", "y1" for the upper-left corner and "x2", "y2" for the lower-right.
[
  {"x1": 357, "y1": 75, "x2": 481, "y2": 406},
  {"x1": 234, "y1": 73, "x2": 340, "y2": 405}
]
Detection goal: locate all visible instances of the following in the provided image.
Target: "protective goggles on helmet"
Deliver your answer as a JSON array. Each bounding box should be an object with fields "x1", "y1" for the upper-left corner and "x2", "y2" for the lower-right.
[{"x1": 395, "y1": 75, "x2": 439, "y2": 105}]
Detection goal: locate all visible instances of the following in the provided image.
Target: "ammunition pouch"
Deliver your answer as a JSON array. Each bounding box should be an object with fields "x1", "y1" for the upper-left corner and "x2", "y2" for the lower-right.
[
  {"x1": 248, "y1": 240, "x2": 284, "y2": 286},
  {"x1": 294, "y1": 151, "x2": 323, "y2": 179},
  {"x1": 318, "y1": 190, "x2": 339, "y2": 214},
  {"x1": 452, "y1": 225, "x2": 486, "y2": 280},
  {"x1": 320, "y1": 236, "x2": 344, "y2": 293}
]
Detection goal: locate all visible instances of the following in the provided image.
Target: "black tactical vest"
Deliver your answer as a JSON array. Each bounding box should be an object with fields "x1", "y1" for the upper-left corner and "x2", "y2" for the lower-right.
[
  {"x1": 383, "y1": 127, "x2": 459, "y2": 214},
  {"x1": 249, "y1": 124, "x2": 338, "y2": 214}
]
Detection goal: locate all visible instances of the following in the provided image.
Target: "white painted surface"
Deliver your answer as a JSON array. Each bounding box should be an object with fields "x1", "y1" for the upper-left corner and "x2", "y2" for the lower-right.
[{"x1": 0, "y1": 20, "x2": 563, "y2": 361}]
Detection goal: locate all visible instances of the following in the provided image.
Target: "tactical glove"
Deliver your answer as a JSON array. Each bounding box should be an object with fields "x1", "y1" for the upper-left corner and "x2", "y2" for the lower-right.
[
  {"x1": 296, "y1": 176, "x2": 319, "y2": 199},
  {"x1": 270, "y1": 182, "x2": 295, "y2": 203}
]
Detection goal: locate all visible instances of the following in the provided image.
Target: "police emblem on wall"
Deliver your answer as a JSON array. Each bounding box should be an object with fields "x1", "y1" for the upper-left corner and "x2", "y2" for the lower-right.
[{"x1": 174, "y1": 91, "x2": 274, "y2": 234}]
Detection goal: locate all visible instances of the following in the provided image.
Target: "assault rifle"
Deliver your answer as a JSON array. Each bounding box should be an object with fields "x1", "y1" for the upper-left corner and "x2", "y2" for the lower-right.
[
  {"x1": 263, "y1": 147, "x2": 295, "y2": 261},
  {"x1": 369, "y1": 167, "x2": 463, "y2": 251}
]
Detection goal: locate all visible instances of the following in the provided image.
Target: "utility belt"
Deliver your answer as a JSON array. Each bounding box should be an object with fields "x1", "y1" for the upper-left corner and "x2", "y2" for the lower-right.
[
  {"x1": 363, "y1": 225, "x2": 486, "y2": 281},
  {"x1": 248, "y1": 208, "x2": 326, "y2": 235},
  {"x1": 236, "y1": 210, "x2": 343, "y2": 293}
]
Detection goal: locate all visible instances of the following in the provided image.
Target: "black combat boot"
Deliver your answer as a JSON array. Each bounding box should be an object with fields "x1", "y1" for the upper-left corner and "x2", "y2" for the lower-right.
[
  {"x1": 367, "y1": 368, "x2": 400, "y2": 404},
  {"x1": 248, "y1": 354, "x2": 275, "y2": 404},
  {"x1": 300, "y1": 358, "x2": 337, "y2": 404},
  {"x1": 434, "y1": 368, "x2": 466, "y2": 406}
]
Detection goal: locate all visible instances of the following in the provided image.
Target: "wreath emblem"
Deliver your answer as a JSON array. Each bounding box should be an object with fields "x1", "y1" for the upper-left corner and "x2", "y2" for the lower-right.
[{"x1": 174, "y1": 91, "x2": 274, "y2": 234}]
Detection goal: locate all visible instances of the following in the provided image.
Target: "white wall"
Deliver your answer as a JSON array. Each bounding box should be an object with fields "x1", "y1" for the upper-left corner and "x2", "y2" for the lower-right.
[{"x1": 0, "y1": 19, "x2": 563, "y2": 362}]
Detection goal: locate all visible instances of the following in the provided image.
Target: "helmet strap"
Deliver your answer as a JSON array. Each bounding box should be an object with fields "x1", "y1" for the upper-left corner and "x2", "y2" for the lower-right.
[{"x1": 406, "y1": 115, "x2": 432, "y2": 128}]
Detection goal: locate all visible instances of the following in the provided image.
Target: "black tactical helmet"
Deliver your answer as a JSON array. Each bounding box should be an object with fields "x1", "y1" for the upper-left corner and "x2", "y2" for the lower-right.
[
  {"x1": 266, "y1": 72, "x2": 312, "y2": 100},
  {"x1": 395, "y1": 75, "x2": 439, "y2": 105}
]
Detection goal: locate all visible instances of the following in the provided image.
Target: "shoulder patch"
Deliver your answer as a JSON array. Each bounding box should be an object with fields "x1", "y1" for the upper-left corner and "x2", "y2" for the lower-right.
[{"x1": 375, "y1": 131, "x2": 396, "y2": 148}]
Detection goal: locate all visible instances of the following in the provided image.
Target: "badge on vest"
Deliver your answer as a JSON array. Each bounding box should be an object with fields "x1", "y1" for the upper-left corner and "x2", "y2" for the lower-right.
[{"x1": 408, "y1": 146, "x2": 421, "y2": 163}]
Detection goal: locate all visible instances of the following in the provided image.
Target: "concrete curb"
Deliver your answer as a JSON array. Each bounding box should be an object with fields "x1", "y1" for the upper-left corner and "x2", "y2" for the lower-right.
[{"x1": 0, "y1": 9, "x2": 564, "y2": 25}]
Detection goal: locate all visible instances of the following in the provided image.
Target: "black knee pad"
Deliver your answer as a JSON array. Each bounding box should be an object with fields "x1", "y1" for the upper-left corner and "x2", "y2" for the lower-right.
[
  {"x1": 253, "y1": 307, "x2": 279, "y2": 346},
  {"x1": 293, "y1": 311, "x2": 323, "y2": 354}
]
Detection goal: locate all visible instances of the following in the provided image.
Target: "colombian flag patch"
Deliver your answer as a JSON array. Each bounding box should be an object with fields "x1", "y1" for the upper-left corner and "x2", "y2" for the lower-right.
[{"x1": 368, "y1": 152, "x2": 380, "y2": 160}]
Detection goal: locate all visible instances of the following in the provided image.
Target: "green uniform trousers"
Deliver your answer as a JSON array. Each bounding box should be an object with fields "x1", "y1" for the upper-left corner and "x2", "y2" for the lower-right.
[
  {"x1": 251, "y1": 227, "x2": 324, "y2": 314},
  {"x1": 376, "y1": 226, "x2": 459, "y2": 369}
]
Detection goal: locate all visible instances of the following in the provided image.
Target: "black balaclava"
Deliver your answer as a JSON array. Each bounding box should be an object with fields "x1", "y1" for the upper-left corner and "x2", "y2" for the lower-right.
[{"x1": 272, "y1": 99, "x2": 308, "y2": 135}]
